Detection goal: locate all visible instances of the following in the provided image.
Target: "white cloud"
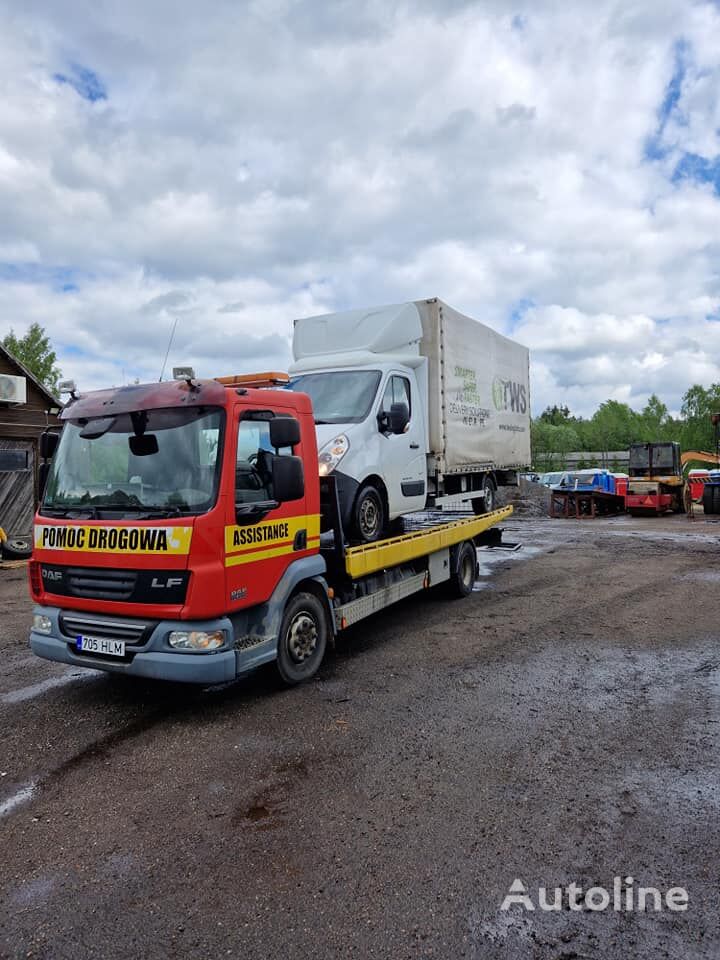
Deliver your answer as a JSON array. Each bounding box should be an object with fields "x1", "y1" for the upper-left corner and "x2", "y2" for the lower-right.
[{"x1": 0, "y1": 0, "x2": 718, "y2": 417}]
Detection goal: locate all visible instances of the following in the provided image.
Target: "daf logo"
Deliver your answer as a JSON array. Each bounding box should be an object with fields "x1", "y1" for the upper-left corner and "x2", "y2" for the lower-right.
[
  {"x1": 41, "y1": 569, "x2": 62, "y2": 581},
  {"x1": 151, "y1": 577, "x2": 184, "y2": 589}
]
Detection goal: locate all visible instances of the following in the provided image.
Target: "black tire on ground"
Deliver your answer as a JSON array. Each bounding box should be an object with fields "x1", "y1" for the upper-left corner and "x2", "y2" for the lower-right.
[
  {"x1": 1, "y1": 537, "x2": 32, "y2": 560},
  {"x1": 445, "y1": 540, "x2": 478, "y2": 598},
  {"x1": 352, "y1": 484, "x2": 386, "y2": 542},
  {"x1": 276, "y1": 591, "x2": 328, "y2": 685},
  {"x1": 713, "y1": 486, "x2": 720, "y2": 515},
  {"x1": 471, "y1": 476, "x2": 496, "y2": 515},
  {"x1": 702, "y1": 485, "x2": 717, "y2": 515}
]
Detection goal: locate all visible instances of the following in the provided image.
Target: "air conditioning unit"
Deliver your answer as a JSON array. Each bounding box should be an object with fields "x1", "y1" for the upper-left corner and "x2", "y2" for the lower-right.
[{"x1": 0, "y1": 374, "x2": 27, "y2": 404}]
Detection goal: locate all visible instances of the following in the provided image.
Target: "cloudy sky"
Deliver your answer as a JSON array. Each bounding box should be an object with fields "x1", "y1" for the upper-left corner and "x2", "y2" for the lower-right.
[{"x1": 1, "y1": 0, "x2": 719, "y2": 416}]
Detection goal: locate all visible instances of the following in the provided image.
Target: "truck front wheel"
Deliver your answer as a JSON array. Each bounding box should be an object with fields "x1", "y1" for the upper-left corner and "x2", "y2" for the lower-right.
[{"x1": 276, "y1": 592, "x2": 328, "y2": 685}]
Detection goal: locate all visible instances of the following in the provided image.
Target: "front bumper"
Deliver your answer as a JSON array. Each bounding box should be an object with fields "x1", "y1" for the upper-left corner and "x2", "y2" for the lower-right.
[{"x1": 30, "y1": 606, "x2": 237, "y2": 684}]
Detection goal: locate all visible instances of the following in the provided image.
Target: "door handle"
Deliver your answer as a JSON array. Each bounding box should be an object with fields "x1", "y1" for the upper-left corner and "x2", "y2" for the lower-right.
[{"x1": 409, "y1": 443, "x2": 419, "y2": 449}]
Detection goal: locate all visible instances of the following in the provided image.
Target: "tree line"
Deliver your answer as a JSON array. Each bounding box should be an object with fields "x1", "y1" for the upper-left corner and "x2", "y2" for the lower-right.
[{"x1": 532, "y1": 387, "x2": 720, "y2": 471}]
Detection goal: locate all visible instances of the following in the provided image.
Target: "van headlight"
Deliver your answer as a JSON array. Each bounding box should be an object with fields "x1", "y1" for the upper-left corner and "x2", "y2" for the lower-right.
[
  {"x1": 318, "y1": 434, "x2": 349, "y2": 476},
  {"x1": 168, "y1": 630, "x2": 225, "y2": 650}
]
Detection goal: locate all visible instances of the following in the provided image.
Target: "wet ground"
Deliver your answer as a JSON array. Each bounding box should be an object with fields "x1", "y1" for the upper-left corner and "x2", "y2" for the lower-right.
[{"x1": 1, "y1": 511, "x2": 719, "y2": 959}]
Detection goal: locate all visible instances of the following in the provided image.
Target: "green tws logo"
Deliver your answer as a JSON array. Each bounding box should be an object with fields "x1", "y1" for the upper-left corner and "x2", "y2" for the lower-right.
[{"x1": 493, "y1": 376, "x2": 527, "y2": 414}]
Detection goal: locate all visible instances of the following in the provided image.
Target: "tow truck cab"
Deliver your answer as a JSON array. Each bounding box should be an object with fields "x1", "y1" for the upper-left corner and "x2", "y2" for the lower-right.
[{"x1": 29, "y1": 373, "x2": 333, "y2": 683}]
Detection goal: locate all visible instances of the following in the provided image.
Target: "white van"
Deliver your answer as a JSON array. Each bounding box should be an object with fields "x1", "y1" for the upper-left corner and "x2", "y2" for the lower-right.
[{"x1": 288, "y1": 298, "x2": 530, "y2": 542}]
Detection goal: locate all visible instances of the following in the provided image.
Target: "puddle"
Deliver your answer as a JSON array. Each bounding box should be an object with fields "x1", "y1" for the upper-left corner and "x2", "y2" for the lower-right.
[
  {"x1": 472, "y1": 543, "x2": 545, "y2": 590},
  {"x1": 679, "y1": 571, "x2": 720, "y2": 583},
  {"x1": 0, "y1": 781, "x2": 36, "y2": 818},
  {"x1": 10, "y1": 875, "x2": 56, "y2": 907},
  {"x1": 1, "y1": 670, "x2": 97, "y2": 705}
]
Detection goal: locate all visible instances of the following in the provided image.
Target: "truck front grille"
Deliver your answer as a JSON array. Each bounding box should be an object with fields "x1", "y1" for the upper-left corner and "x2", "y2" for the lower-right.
[
  {"x1": 39, "y1": 563, "x2": 190, "y2": 605},
  {"x1": 66, "y1": 567, "x2": 137, "y2": 601},
  {"x1": 59, "y1": 613, "x2": 153, "y2": 646}
]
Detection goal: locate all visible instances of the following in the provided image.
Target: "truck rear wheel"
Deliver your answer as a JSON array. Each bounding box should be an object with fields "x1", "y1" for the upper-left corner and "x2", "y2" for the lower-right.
[
  {"x1": 446, "y1": 540, "x2": 478, "y2": 598},
  {"x1": 276, "y1": 592, "x2": 328, "y2": 685}
]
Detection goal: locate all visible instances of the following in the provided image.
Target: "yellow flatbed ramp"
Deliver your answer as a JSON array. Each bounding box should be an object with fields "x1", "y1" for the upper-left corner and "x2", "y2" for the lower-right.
[{"x1": 344, "y1": 505, "x2": 513, "y2": 578}]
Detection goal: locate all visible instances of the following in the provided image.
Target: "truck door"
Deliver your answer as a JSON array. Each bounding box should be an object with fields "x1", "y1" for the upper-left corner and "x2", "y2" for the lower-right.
[
  {"x1": 377, "y1": 373, "x2": 426, "y2": 516},
  {"x1": 225, "y1": 413, "x2": 319, "y2": 611}
]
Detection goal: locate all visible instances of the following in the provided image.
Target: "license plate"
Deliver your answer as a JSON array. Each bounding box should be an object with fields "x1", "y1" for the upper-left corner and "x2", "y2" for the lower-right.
[{"x1": 76, "y1": 635, "x2": 126, "y2": 657}]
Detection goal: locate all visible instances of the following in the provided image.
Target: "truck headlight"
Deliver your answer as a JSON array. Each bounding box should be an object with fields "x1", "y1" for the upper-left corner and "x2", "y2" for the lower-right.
[
  {"x1": 33, "y1": 613, "x2": 52, "y2": 634},
  {"x1": 168, "y1": 630, "x2": 225, "y2": 651},
  {"x1": 318, "y1": 435, "x2": 349, "y2": 476}
]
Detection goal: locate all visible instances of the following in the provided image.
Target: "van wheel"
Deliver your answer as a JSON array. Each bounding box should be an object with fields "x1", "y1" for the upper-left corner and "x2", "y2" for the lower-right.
[
  {"x1": 276, "y1": 592, "x2": 328, "y2": 685},
  {"x1": 472, "y1": 477, "x2": 496, "y2": 515},
  {"x1": 446, "y1": 541, "x2": 477, "y2": 598},
  {"x1": 353, "y1": 484, "x2": 385, "y2": 542}
]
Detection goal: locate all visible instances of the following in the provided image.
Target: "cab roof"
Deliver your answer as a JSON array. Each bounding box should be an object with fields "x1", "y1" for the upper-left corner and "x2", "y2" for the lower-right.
[{"x1": 61, "y1": 377, "x2": 312, "y2": 420}]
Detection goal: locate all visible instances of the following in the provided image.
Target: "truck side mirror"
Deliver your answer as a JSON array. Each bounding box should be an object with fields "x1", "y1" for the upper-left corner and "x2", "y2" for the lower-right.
[
  {"x1": 269, "y1": 416, "x2": 301, "y2": 449},
  {"x1": 39, "y1": 462, "x2": 52, "y2": 495},
  {"x1": 39, "y1": 431, "x2": 60, "y2": 459},
  {"x1": 273, "y1": 455, "x2": 304, "y2": 502},
  {"x1": 389, "y1": 402, "x2": 410, "y2": 435}
]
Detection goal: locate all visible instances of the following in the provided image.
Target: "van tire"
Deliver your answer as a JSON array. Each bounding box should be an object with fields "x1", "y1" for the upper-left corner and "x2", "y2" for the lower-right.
[
  {"x1": 352, "y1": 484, "x2": 386, "y2": 542},
  {"x1": 276, "y1": 592, "x2": 328, "y2": 685},
  {"x1": 472, "y1": 477, "x2": 496, "y2": 515}
]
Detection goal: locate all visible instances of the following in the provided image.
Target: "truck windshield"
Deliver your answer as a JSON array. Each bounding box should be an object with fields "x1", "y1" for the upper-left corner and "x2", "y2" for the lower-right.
[
  {"x1": 42, "y1": 406, "x2": 223, "y2": 516},
  {"x1": 287, "y1": 371, "x2": 381, "y2": 424}
]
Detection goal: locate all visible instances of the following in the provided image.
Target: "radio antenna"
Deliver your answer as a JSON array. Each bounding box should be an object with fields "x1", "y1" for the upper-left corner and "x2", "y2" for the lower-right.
[{"x1": 159, "y1": 318, "x2": 179, "y2": 382}]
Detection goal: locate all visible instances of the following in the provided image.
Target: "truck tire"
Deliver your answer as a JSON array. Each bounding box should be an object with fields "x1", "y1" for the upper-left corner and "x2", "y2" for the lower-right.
[
  {"x1": 276, "y1": 591, "x2": 328, "y2": 685},
  {"x1": 445, "y1": 540, "x2": 477, "y2": 598},
  {"x1": 702, "y1": 485, "x2": 717, "y2": 515},
  {"x1": 1, "y1": 536, "x2": 32, "y2": 560},
  {"x1": 472, "y1": 477, "x2": 496, "y2": 515},
  {"x1": 712, "y1": 486, "x2": 720, "y2": 515},
  {"x1": 352, "y1": 484, "x2": 385, "y2": 542}
]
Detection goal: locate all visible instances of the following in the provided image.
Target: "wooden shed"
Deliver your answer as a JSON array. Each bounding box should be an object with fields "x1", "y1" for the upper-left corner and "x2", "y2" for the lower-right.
[{"x1": 0, "y1": 345, "x2": 61, "y2": 536}]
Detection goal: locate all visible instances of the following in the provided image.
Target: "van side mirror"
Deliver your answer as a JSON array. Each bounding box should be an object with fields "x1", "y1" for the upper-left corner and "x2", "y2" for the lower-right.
[
  {"x1": 273, "y1": 455, "x2": 304, "y2": 502},
  {"x1": 39, "y1": 431, "x2": 60, "y2": 460},
  {"x1": 389, "y1": 402, "x2": 410, "y2": 435},
  {"x1": 269, "y1": 416, "x2": 301, "y2": 449}
]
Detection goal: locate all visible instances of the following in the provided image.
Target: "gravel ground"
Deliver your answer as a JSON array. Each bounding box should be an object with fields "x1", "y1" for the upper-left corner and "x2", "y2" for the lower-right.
[{"x1": 1, "y1": 511, "x2": 719, "y2": 959}]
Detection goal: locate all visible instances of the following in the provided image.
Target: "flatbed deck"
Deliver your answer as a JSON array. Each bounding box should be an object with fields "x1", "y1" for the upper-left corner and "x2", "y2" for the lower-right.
[{"x1": 344, "y1": 506, "x2": 513, "y2": 577}]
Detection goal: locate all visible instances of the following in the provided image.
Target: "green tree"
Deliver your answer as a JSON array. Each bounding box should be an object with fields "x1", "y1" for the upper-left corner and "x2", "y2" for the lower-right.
[
  {"x1": 2, "y1": 323, "x2": 62, "y2": 397},
  {"x1": 637, "y1": 394, "x2": 672, "y2": 441},
  {"x1": 531, "y1": 420, "x2": 580, "y2": 471},
  {"x1": 680, "y1": 383, "x2": 720, "y2": 452},
  {"x1": 586, "y1": 400, "x2": 640, "y2": 453}
]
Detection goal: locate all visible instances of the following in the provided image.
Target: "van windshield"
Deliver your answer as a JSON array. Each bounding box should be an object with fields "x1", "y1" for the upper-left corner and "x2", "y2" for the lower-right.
[{"x1": 288, "y1": 371, "x2": 381, "y2": 424}]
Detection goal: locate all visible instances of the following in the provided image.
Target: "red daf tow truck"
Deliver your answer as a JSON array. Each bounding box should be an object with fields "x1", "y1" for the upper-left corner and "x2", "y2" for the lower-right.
[{"x1": 29, "y1": 371, "x2": 512, "y2": 684}]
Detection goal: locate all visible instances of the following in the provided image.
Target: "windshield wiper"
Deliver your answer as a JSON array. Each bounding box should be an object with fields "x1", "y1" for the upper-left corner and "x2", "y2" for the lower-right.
[{"x1": 42, "y1": 506, "x2": 99, "y2": 519}]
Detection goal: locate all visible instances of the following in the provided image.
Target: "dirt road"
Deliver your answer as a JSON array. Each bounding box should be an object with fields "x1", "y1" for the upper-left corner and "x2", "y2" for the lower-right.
[{"x1": 1, "y1": 513, "x2": 719, "y2": 959}]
